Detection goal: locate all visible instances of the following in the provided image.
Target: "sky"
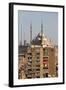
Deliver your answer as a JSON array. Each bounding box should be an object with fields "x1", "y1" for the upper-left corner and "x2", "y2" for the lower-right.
[{"x1": 18, "y1": 10, "x2": 58, "y2": 45}]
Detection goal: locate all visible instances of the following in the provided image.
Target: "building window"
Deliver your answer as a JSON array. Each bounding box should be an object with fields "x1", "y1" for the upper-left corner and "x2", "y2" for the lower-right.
[
  {"x1": 28, "y1": 57, "x2": 32, "y2": 59},
  {"x1": 36, "y1": 65, "x2": 40, "y2": 67},
  {"x1": 36, "y1": 68, "x2": 40, "y2": 71},
  {"x1": 28, "y1": 53, "x2": 32, "y2": 55},
  {"x1": 28, "y1": 68, "x2": 32, "y2": 71},
  {"x1": 36, "y1": 76, "x2": 40, "y2": 78},
  {"x1": 36, "y1": 53, "x2": 40, "y2": 55},
  {"x1": 43, "y1": 63, "x2": 48, "y2": 69},
  {"x1": 46, "y1": 73, "x2": 48, "y2": 77},
  {"x1": 28, "y1": 57, "x2": 29, "y2": 59},
  {"x1": 43, "y1": 48, "x2": 48, "y2": 56},
  {"x1": 43, "y1": 73, "x2": 48, "y2": 77},
  {"x1": 37, "y1": 57, "x2": 39, "y2": 59},
  {"x1": 28, "y1": 57, "x2": 32, "y2": 63},
  {"x1": 36, "y1": 59, "x2": 40, "y2": 62},
  {"x1": 43, "y1": 57, "x2": 48, "y2": 60}
]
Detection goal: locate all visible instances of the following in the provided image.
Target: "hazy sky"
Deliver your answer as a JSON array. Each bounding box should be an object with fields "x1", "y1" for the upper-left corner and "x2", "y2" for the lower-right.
[{"x1": 18, "y1": 10, "x2": 58, "y2": 45}]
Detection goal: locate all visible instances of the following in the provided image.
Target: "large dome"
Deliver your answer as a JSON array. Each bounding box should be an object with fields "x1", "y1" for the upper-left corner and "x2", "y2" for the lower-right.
[{"x1": 31, "y1": 32, "x2": 54, "y2": 47}]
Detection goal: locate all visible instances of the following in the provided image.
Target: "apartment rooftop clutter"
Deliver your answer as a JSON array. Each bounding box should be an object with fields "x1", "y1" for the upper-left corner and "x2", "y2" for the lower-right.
[{"x1": 18, "y1": 21, "x2": 58, "y2": 79}]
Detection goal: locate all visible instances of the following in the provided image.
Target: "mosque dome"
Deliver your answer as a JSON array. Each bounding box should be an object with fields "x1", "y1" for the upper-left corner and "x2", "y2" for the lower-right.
[{"x1": 31, "y1": 32, "x2": 53, "y2": 47}]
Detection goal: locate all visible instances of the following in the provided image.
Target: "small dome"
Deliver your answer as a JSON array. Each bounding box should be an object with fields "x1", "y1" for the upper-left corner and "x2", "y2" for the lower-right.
[
  {"x1": 38, "y1": 32, "x2": 44, "y2": 37},
  {"x1": 38, "y1": 33, "x2": 41, "y2": 36}
]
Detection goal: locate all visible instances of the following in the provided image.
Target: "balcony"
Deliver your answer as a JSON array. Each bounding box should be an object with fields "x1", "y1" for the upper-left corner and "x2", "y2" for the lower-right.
[
  {"x1": 36, "y1": 68, "x2": 40, "y2": 71},
  {"x1": 43, "y1": 67, "x2": 48, "y2": 69},
  {"x1": 27, "y1": 74, "x2": 32, "y2": 78}
]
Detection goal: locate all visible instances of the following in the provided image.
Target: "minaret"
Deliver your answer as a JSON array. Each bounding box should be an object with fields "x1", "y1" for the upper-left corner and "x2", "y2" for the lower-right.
[
  {"x1": 41, "y1": 19, "x2": 43, "y2": 45},
  {"x1": 30, "y1": 22, "x2": 32, "y2": 44},
  {"x1": 41, "y1": 19, "x2": 43, "y2": 36},
  {"x1": 20, "y1": 24, "x2": 22, "y2": 45},
  {"x1": 24, "y1": 32, "x2": 26, "y2": 46}
]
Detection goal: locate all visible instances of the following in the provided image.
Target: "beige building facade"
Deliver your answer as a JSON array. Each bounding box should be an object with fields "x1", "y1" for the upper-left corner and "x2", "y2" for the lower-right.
[{"x1": 18, "y1": 36, "x2": 57, "y2": 79}]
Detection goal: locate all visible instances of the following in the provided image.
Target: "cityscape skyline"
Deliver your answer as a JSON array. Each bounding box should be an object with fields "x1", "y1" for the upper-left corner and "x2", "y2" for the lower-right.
[{"x1": 18, "y1": 10, "x2": 58, "y2": 45}]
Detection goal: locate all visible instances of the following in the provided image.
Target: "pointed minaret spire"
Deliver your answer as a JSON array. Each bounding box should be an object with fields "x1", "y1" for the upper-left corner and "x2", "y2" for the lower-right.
[
  {"x1": 20, "y1": 24, "x2": 22, "y2": 45},
  {"x1": 41, "y1": 19, "x2": 43, "y2": 46},
  {"x1": 41, "y1": 19, "x2": 43, "y2": 35},
  {"x1": 30, "y1": 21, "x2": 32, "y2": 44}
]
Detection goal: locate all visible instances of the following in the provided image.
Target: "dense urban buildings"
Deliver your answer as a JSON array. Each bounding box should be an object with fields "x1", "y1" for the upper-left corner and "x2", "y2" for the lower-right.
[{"x1": 18, "y1": 21, "x2": 58, "y2": 79}]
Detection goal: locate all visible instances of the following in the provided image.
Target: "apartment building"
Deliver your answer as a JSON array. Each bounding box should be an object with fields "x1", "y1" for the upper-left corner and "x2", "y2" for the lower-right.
[{"x1": 18, "y1": 21, "x2": 58, "y2": 79}]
